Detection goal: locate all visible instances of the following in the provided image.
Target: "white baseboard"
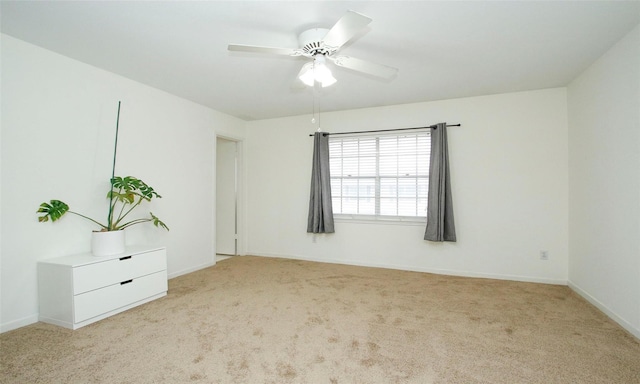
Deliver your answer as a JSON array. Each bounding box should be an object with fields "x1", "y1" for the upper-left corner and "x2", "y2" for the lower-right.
[
  {"x1": 568, "y1": 280, "x2": 640, "y2": 339},
  {"x1": 1, "y1": 314, "x2": 38, "y2": 334},
  {"x1": 247, "y1": 251, "x2": 567, "y2": 285}
]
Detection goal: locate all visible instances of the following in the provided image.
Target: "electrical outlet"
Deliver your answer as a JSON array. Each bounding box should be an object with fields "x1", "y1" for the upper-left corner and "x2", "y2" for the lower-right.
[{"x1": 540, "y1": 251, "x2": 549, "y2": 260}]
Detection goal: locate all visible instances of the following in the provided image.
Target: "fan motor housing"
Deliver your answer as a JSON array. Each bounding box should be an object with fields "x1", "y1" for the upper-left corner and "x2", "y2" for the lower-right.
[{"x1": 298, "y1": 28, "x2": 336, "y2": 56}]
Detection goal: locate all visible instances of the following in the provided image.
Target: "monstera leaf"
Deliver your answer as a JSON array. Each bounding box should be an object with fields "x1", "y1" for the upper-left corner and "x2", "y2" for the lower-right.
[
  {"x1": 111, "y1": 176, "x2": 161, "y2": 200},
  {"x1": 37, "y1": 200, "x2": 70, "y2": 222},
  {"x1": 150, "y1": 212, "x2": 169, "y2": 231},
  {"x1": 37, "y1": 199, "x2": 108, "y2": 229}
]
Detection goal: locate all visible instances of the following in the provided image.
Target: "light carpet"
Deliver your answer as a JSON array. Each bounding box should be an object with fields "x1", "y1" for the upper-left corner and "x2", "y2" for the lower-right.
[{"x1": 2, "y1": 256, "x2": 639, "y2": 383}]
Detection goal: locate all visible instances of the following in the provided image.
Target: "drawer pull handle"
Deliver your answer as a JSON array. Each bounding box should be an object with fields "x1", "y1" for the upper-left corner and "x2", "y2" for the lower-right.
[
  {"x1": 119, "y1": 256, "x2": 132, "y2": 261},
  {"x1": 120, "y1": 279, "x2": 133, "y2": 285}
]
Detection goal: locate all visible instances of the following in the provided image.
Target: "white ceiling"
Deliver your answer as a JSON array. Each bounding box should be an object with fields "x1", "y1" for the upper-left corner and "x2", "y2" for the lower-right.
[{"x1": 2, "y1": 1, "x2": 639, "y2": 121}]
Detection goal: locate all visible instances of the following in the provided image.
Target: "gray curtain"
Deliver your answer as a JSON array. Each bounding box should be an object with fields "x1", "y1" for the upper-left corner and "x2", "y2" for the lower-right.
[
  {"x1": 307, "y1": 132, "x2": 335, "y2": 233},
  {"x1": 424, "y1": 123, "x2": 456, "y2": 242}
]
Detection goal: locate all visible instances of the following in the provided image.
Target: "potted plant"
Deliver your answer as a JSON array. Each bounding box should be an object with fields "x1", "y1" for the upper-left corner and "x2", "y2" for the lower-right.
[
  {"x1": 37, "y1": 176, "x2": 169, "y2": 256},
  {"x1": 36, "y1": 101, "x2": 168, "y2": 256}
]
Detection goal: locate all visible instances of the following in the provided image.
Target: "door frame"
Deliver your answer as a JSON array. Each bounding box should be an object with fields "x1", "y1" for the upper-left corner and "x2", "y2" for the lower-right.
[{"x1": 214, "y1": 135, "x2": 244, "y2": 259}]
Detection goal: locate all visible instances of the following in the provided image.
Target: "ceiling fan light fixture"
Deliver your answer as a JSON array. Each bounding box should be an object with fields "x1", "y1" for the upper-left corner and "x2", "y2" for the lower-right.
[
  {"x1": 299, "y1": 62, "x2": 316, "y2": 87},
  {"x1": 321, "y1": 74, "x2": 337, "y2": 87},
  {"x1": 316, "y1": 63, "x2": 336, "y2": 87},
  {"x1": 298, "y1": 55, "x2": 337, "y2": 88}
]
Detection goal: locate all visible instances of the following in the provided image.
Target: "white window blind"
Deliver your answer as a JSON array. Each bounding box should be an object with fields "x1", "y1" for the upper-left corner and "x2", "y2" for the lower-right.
[{"x1": 329, "y1": 131, "x2": 431, "y2": 220}]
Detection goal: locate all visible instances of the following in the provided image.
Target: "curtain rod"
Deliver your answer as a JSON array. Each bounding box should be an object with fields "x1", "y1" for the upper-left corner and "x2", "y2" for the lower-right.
[{"x1": 308, "y1": 124, "x2": 460, "y2": 137}]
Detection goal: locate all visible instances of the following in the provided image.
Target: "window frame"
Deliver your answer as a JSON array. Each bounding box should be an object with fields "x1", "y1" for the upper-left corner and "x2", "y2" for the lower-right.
[{"x1": 328, "y1": 130, "x2": 431, "y2": 224}]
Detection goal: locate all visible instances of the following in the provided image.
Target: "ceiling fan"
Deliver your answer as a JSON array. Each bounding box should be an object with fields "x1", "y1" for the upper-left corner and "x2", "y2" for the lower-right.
[{"x1": 228, "y1": 10, "x2": 398, "y2": 87}]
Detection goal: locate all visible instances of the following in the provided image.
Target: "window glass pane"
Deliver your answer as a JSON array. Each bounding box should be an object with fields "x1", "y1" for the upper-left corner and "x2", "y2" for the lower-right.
[
  {"x1": 330, "y1": 158, "x2": 342, "y2": 177},
  {"x1": 358, "y1": 138, "x2": 376, "y2": 156},
  {"x1": 416, "y1": 154, "x2": 429, "y2": 175},
  {"x1": 342, "y1": 139, "x2": 358, "y2": 156},
  {"x1": 330, "y1": 178, "x2": 341, "y2": 198},
  {"x1": 359, "y1": 198, "x2": 375, "y2": 215},
  {"x1": 397, "y1": 136, "x2": 416, "y2": 152},
  {"x1": 329, "y1": 132, "x2": 430, "y2": 219},
  {"x1": 417, "y1": 198, "x2": 428, "y2": 216},
  {"x1": 378, "y1": 136, "x2": 397, "y2": 155},
  {"x1": 329, "y1": 141, "x2": 341, "y2": 156},
  {"x1": 398, "y1": 178, "x2": 417, "y2": 197},
  {"x1": 332, "y1": 197, "x2": 342, "y2": 214},
  {"x1": 380, "y1": 198, "x2": 397, "y2": 216},
  {"x1": 417, "y1": 178, "x2": 428, "y2": 197},
  {"x1": 359, "y1": 178, "x2": 375, "y2": 198},
  {"x1": 343, "y1": 157, "x2": 358, "y2": 176},
  {"x1": 380, "y1": 178, "x2": 397, "y2": 198},
  {"x1": 398, "y1": 155, "x2": 417, "y2": 175},
  {"x1": 398, "y1": 198, "x2": 418, "y2": 216},
  {"x1": 342, "y1": 197, "x2": 358, "y2": 214},
  {"x1": 342, "y1": 178, "x2": 358, "y2": 197},
  {"x1": 417, "y1": 135, "x2": 429, "y2": 148},
  {"x1": 378, "y1": 155, "x2": 397, "y2": 176},
  {"x1": 359, "y1": 156, "x2": 376, "y2": 176}
]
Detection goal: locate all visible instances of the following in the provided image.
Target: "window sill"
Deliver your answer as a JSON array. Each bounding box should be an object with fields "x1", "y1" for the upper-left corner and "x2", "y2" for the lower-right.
[{"x1": 334, "y1": 215, "x2": 426, "y2": 226}]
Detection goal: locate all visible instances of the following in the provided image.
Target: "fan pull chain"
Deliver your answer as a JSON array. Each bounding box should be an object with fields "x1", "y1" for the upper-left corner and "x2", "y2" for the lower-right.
[
  {"x1": 311, "y1": 89, "x2": 316, "y2": 124},
  {"x1": 311, "y1": 83, "x2": 321, "y2": 132}
]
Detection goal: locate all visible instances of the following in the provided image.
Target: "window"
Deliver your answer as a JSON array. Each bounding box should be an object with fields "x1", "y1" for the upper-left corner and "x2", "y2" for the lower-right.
[{"x1": 329, "y1": 131, "x2": 430, "y2": 221}]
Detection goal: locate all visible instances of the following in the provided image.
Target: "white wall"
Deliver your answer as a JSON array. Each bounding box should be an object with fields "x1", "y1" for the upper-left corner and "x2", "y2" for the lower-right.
[
  {"x1": 0, "y1": 35, "x2": 246, "y2": 332},
  {"x1": 567, "y1": 25, "x2": 640, "y2": 338},
  {"x1": 246, "y1": 88, "x2": 569, "y2": 284}
]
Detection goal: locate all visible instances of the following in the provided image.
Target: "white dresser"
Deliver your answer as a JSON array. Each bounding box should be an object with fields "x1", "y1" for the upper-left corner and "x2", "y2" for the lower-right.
[{"x1": 38, "y1": 245, "x2": 168, "y2": 330}]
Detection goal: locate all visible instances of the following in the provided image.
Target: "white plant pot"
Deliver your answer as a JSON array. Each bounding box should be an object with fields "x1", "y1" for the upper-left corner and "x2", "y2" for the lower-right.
[{"x1": 91, "y1": 230, "x2": 125, "y2": 257}]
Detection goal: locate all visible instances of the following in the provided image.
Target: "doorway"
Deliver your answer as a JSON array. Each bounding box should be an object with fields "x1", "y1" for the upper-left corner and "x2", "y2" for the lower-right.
[{"x1": 216, "y1": 137, "x2": 238, "y2": 258}]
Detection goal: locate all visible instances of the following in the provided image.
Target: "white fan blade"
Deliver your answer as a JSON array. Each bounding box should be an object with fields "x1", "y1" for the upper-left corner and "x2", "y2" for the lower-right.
[
  {"x1": 322, "y1": 10, "x2": 372, "y2": 49},
  {"x1": 330, "y1": 55, "x2": 398, "y2": 79},
  {"x1": 228, "y1": 44, "x2": 300, "y2": 56}
]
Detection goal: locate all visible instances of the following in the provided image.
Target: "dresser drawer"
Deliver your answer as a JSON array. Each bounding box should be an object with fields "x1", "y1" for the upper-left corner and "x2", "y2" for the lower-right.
[
  {"x1": 73, "y1": 270, "x2": 168, "y2": 323},
  {"x1": 73, "y1": 249, "x2": 166, "y2": 294}
]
